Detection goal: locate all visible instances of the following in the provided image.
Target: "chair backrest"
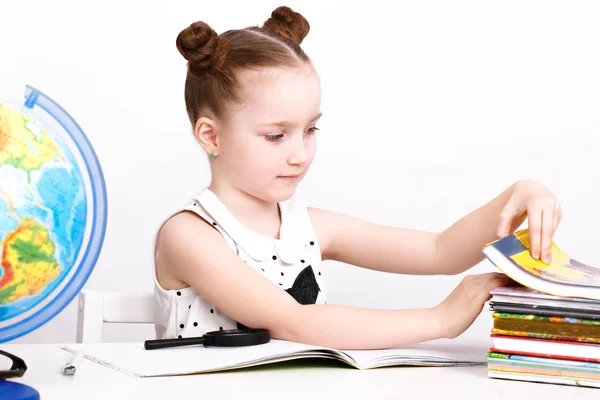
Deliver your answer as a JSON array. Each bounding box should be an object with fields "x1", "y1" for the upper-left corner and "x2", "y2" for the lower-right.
[{"x1": 76, "y1": 290, "x2": 154, "y2": 343}]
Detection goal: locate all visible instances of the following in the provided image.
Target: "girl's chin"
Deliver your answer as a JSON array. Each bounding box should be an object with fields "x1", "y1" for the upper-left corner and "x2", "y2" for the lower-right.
[{"x1": 268, "y1": 185, "x2": 297, "y2": 202}]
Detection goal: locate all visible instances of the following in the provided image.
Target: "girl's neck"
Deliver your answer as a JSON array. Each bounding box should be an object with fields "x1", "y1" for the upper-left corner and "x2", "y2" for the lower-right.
[{"x1": 208, "y1": 182, "x2": 282, "y2": 240}]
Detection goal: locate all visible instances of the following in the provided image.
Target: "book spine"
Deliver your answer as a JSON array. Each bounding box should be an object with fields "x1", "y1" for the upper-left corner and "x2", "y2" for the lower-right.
[
  {"x1": 487, "y1": 352, "x2": 510, "y2": 359},
  {"x1": 491, "y1": 328, "x2": 600, "y2": 344},
  {"x1": 493, "y1": 312, "x2": 600, "y2": 326},
  {"x1": 489, "y1": 347, "x2": 600, "y2": 363}
]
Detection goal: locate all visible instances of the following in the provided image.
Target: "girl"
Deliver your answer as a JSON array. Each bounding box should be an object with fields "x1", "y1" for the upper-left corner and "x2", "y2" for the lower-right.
[{"x1": 153, "y1": 6, "x2": 562, "y2": 349}]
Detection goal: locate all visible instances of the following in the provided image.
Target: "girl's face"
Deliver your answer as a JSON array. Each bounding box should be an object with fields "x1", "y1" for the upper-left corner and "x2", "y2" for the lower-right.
[{"x1": 216, "y1": 66, "x2": 322, "y2": 203}]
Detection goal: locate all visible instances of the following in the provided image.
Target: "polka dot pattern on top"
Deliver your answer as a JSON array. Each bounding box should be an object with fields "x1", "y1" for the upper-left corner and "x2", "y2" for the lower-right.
[{"x1": 152, "y1": 187, "x2": 326, "y2": 340}]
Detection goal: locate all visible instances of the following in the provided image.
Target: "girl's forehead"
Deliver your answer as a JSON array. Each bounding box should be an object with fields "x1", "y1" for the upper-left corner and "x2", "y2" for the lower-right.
[
  {"x1": 237, "y1": 67, "x2": 321, "y2": 121},
  {"x1": 240, "y1": 65, "x2": 316, "y2": 85}
]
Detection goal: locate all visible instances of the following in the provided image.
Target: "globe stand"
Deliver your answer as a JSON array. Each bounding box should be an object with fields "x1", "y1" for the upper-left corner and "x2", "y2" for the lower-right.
[{"x1": 0, "y1": 380, "x2": 40, "y2": 400}]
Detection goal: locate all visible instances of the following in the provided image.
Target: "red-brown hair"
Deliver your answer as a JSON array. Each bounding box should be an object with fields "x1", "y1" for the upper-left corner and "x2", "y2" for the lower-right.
[{"x1": 176, "y1": 6, "x2": 311, "y2": 127}]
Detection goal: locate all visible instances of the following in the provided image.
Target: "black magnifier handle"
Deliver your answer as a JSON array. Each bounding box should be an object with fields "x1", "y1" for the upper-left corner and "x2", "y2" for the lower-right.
[{"x1": 144, "y1": 335, "x2": 207, "y2": 350}]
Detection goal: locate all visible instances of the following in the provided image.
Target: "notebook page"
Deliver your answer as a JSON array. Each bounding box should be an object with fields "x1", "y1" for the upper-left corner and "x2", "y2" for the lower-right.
[
  {"x1": 62, "y1": 339, "x2": 340, "y2": 377},
  {"x1": 340, "y1": 339, "x2": 487, "y2": 369}
]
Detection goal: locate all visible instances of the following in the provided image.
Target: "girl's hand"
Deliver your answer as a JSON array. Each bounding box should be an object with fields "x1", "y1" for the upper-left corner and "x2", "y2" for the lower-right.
[
  {"x1": 496, "y1": 180, "x2": 563, "y2": 263},
  {"x1": 433, "y1": 272, "x2": 511, "y2": 339}
]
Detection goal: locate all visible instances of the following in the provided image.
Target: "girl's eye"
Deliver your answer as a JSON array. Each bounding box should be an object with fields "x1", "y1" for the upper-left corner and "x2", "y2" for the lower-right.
[
  {"x1": 306, "y1": 126, "x2": 320, "y2": 134},
  {"x1": 265, "y1": 133, "x2": 285, "y2": 142}
]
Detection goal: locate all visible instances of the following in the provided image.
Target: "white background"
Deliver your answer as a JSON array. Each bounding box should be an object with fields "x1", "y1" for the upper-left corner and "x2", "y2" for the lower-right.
[{"x1": 1, "y1": 0, "x2": 599, "y2": 344}]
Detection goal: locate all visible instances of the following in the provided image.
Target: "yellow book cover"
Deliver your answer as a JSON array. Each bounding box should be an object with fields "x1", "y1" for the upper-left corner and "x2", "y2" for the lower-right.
[{"x1": 482, "y1": 229, "x2": 600, "y2": 300}]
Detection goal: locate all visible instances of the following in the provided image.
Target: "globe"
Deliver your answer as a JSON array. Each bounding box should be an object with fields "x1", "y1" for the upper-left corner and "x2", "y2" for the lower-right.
[{"x1": 0, "y1": 85, "x2": 107, "y2": 342}]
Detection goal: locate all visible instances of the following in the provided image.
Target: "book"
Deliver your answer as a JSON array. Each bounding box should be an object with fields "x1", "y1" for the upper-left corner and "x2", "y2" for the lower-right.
[
  {"x1": 489, "y1": 303, "x2": 600, "y2": 320},
  {"x1": 482, "y1": 229, "x2": 600, "y2": 300},
  {"x1": 488, "y1": 286, "x2": 600, "y2": 319},
  {"x1": 488, "y1": 351, "x2": 600, "y2": 382},
  {"x1": 490, "y1": 286, "x2": 600, "y2": 309},
  {"x1": 489, "y1": 347, "x2": 600, "y2": 363},
  {"x1": 61, "y1": 338, "x2": 486, "y2": 378},
  {"x1": 488, "y1": 370, "x2": 600, "y2": 388},
  {"x1": 491, "y1": 334, "x2": 600, "y2": 360},
  {"x1": 491, "y1": 312, "x2": 600, "y2": 343}
]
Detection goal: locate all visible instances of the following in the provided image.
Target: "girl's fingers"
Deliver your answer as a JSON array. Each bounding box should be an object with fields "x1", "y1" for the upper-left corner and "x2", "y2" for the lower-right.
[
  {"x1": 497, "y1": 204, "x2": 516, "y2": 238},
  {"x1": 527, "y1": 204, "x2": 542, "y2": 260},
  {"x1": 552, "y1": 202, "x2": 562, "y2": 231},
  {"x1": 540, "y1": 207, "x2": 554, "y2": 263}
]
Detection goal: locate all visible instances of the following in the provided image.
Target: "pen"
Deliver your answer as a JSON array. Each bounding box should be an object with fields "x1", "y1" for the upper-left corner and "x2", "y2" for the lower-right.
[{"x1": 62, "y1": 350, "x2": 84, "y2": 375}]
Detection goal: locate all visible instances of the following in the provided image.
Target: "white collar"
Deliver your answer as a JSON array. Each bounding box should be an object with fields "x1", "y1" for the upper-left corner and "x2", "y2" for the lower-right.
[{"x1": 194, "y1": 188, "x2": 305, "y2": 264}]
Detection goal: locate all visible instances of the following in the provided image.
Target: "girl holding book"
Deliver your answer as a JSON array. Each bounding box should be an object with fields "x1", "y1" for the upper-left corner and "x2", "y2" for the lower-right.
[{"x1": 153, "y1": 6, "x2": 562, "y2": 349}]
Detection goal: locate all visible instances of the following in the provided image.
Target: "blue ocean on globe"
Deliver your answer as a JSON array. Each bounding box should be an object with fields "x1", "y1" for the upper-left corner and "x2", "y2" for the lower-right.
[
  {"x1": 0, "y1": 118, "x2": 87, "y2": 321},
  {"x1": 0, "y1": 85, "x2": 106, "y2": 342}
]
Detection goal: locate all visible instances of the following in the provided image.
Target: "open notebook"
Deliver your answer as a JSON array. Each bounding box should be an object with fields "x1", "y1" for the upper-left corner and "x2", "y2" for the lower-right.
[{"x1": 62, "y1": 338, "x2": 486, "y2": 377}]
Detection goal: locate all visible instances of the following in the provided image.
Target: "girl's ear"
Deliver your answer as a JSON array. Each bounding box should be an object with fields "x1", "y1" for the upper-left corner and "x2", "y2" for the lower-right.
[{"x1": 194, "y1": 117, "x2": 219, "y2": 156}]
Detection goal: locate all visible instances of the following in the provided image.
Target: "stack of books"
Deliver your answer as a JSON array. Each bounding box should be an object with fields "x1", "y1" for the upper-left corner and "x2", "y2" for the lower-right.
[{"x1": 482, "y1": 229, "x2": 600, "y2": 389}]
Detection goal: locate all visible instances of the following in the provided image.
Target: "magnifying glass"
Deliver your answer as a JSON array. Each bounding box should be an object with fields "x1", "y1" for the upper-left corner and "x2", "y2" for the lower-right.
[{"x1": 144, "y1": 328, "x2": 270, "y2": 350}]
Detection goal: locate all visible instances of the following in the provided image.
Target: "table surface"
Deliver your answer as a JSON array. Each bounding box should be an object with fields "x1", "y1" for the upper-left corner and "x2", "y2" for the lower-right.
[{"x1": 2, "y1": 343, "x2": 599, "y2": 400}]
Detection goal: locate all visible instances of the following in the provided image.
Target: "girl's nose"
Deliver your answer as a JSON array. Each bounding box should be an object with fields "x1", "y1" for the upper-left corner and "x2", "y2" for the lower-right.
[{"x1": 288, "y1": 138, "x2": 308, "y2": 165}]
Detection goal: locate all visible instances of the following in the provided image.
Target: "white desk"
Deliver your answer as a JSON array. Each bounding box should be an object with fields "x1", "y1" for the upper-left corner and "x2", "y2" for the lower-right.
[{"x1": 2, "y1": 343, "x2": 598, "y2": 400}]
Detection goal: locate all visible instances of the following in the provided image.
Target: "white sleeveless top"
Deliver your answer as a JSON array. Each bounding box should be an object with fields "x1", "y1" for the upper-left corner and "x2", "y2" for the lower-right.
[{"x1": 153, "y1": 187, "x2": 327, "y2": 339}]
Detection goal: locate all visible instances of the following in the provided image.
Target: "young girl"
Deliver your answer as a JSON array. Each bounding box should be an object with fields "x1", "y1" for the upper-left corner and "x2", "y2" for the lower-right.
[{"x1": 154, "y1": 6, "x2": 562, "y2": 349}]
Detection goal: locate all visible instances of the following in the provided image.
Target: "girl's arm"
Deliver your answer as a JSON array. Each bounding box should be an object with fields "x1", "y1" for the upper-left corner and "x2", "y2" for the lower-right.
[
  {"x1": 309, "y1": 207, "x2": 442, "y2": 274},
  {"x1": 433, "y1": 182, "x2": 519, "y2": 275},
  {"x1": 156, "y1": 211, "x2": 508, "y2": 349},
  {"x1": 310, "y1": 179, "x2": 561, "y2": 275}
]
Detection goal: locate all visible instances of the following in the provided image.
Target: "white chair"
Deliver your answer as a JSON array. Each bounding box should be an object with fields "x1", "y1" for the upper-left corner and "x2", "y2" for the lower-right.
[{"x1": 76, "y1": 290, "x2": 154, "y2": 343}]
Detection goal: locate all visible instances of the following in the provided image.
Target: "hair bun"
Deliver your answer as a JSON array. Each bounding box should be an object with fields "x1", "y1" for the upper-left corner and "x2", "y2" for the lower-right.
[
  {"x1": 263, "y1": 6, "x2": 310, "y2": 45},
  {"x1": 176, "y1": 21, "x2": 227, "y2": 70}
]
